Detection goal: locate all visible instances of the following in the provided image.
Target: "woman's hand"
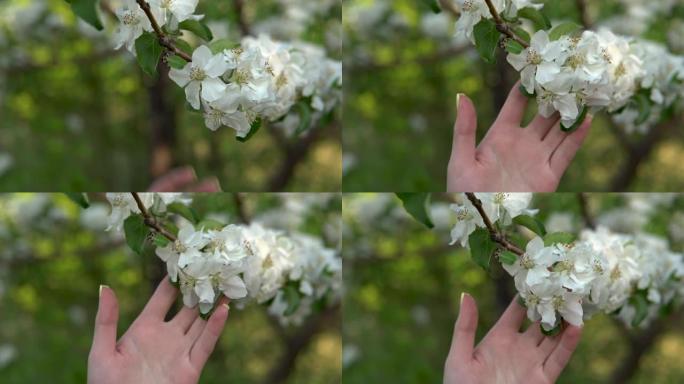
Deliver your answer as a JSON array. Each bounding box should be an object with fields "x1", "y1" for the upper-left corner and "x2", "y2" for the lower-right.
[
  {"x1": 444, "y1": 293, "x2": 582, "y2": 384},
  {"x1": 87, "y1": 277, "x2": 229, "y2": 384},
  {"x1": 447, "y1": 84, "x2": 593, "y2": 192}
]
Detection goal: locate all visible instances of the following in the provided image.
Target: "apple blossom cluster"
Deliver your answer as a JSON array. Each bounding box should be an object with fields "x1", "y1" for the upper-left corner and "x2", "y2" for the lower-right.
[
  {"x1": 169, "y1": 35, "x2": 341, "y2": 137},
  {"x1": 611, "y1": 41, "x2": 684, "y2": 133},
  {"x1": 451, "y1": 1, "x2": 684, "y2": 131},
  {"x1": 504, "y1": 227, "x2": 684, "y2": 331},
  {"x1": 109, "y1": 0, "x2": 342, "y2": 137},
  {"x1": 449, "y1": 193, "x2": 535, "y2": 247},
  {"x1": 507, "y1": 29, "x2": 645, "y2": 128},
  {"x1": 105, "y1": 193, "x2": 341, "y2": 325}
]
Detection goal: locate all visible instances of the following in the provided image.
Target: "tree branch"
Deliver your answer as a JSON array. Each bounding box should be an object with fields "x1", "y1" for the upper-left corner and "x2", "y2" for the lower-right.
[
  {"x1": 131, "y1": 192, "x2": 177, "y2": 241},
  {"x1": 483, "y1": 0, "x2": 529, "y2": 48},
  {"x1": 577, "y1": 193, "x2": 596, "y2": 229},
  {"x1": 575, "y1": 0, "x2": 592, "y2": 29},
  {"x1": 465, "y1": 193, "x2": 524, "y2": 256},
  {"x1": 135, "y1": 0, "x2": 192, "y2": 62},
  {"x1": 233, "y1": 0, "x2": 252, "y2": 36},
  {"x1": 232, "y1": 193, "x2": 250, "y2": 224}
]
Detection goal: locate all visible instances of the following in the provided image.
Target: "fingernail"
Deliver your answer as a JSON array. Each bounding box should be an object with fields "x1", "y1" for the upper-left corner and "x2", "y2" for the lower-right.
[
  {"x1": 456, "y1": 93, "x2": 463, "y2": 109},
  {"x1": 222, "y1": 303, "x2": 230, "y2": 313},
  {"x1": 99, "y1": 284, "x2": 109, "y2": 297},
  {"x1": 460, "y1": 292, "x2": 466, "y2": 306}
]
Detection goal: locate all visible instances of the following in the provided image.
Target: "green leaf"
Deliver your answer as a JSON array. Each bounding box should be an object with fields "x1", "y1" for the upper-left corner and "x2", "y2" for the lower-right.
[
  {"x1": 421, "y1": 0, "x2": 441, "y2": 13},
  {"x1": 512, "y1": 27, "x2": 531, "y2": 43},
  {"x1": 468, "y1": 228, "x2": 496, "y2": 271},
  {"x1": 513, "y1": 215, "x2": 547, "y2": 236},
  {"x1": 65, "y1": 193, "x2": 89, "y2": 209},
  {"x1": 166, "y1": 55, "x2": 187, "y2": 69},
  {"x1": 560, "y1": 105, "x2": 588, "y2": 132},
  {"x1": 543, "y1": 232, "x2": 576, "y2": 246},
  {"x1": 179, "y1": 20, "x2": 213, "y2": 41},
  {"x1": 518, "y1": 7, "x2": 551, "y2": 30},
  {"x1": 208, "y1": 39, "x2": 239, "y2": 54},
  {"x1": 123, "y1": 214, "x2": 150, "y2": 255},
  {"x1": 541, "y1": 323, "x2": 562, "y2": 336},
  {"x1": 396, "y1": 193, "x2": 434, "y2": 229},
  {"x1": 197, "y1": 219, "x2": 226, "y2": 231},
  {"x1": 294, "y1": 101, "x2": 313, "y2": 135},
  {"x1": 549, "y1": 22, "x2": 581, "y2": 41},
  {"x1": 634, "y1": 93, "x2": 651, "y2": 125},
  {"x1": 630, "y1": 293, "x2": 648, "y2": 327},
  {"x1": 505, "y1": 39, "x2": 524, "y2": 55},
  {"x1": 519, "y1": 84, "x2": 535, "y2": 98},
  {"x1": 236, "y1": 118, "x2": 262, "y2": 142},
  {"x1": 498, "y1": 250, "x2": 517, "y2": 265},
  {"x1": 283, "y1": 285, "x2": 302, "y2": 316},
  {"x1": 153, "y1": 233, "x2": 170, "y2": 248},
  {"x1": 473, "y1": 19, "x2": 500, "y2": 64},
  {"x1": 174, "y1": 38, "x2": 193, "y2": 55},
  {"x1": 167, "y1": 202, "x2": 199, "y2": 224},
  {"x1": 135, "y1": 32, "x2": 164, "y2": 77},
  {"x1": 66, "y1": 0, "x2": 103, "y2": 30}
]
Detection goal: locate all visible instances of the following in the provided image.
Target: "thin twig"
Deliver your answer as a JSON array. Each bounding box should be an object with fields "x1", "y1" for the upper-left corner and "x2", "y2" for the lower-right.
[
  {"x1": 575, "y1": 0, "x2": 592, "y2": 29},
  {"x1": 135, "y1": 0, "x2": 192, "y2": 62},
  {"x1": 232, "y1": 193, "x2": 250, "y2": 224},
  {"x1": 577, "y1": 193, "x2": 596, "y2": 229},
  {"x1": 483, "y1": 0, "x2": 529, "y2": 48},
  {"x1": 233, "y1": 0, "x2": 251, "y2": 36},
  {"x1": 131, "y1": 192, "x2": 177, "y2": 241},
  {"x1": 465, "y1": 193, "x2": 524, "y2": 256}
]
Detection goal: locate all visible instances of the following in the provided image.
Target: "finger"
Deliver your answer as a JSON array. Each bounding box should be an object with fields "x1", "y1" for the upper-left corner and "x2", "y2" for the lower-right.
[
  {"x1": 492, "y1": 295, "x2": 526, "y2": 332},
  {"x1": 186, "y1": 315, "x2": 207, "y2": 341},
  {"x1": 185, "y1": 297, "x2": 228, "y2": 338},
  {"x1": 538, "y1": 332, "x2": 560, "y2": 356},
  {"x1": 189, "y1": 303, "x2": 230, "y2": 368},
  {"x1": 522, "y1": 322, "x2": 545, "y2": 346},
  {"x1": 140, "y1": 276, "x2": 178, "y2": 320},
  {"x1": 173, "y1": 305, "x2": 200, "y2": 334},
  {"x1": 148, "y1": 166, "x2": 197, "y2": 192},
  {"x1": 541, "y1": 121, "x2": 568, "y2": 153},
  {"x1": 549, "y1": 116, "x2": 593, "y2": 176},
  {"x1": 446, "y1": 292, "x2": 479, "y2": 363},
  {"x1": 494, "y1": 81, "x2": 528, "y2": 127},
  {"x1": 91, "y1": 285, "x2": 119, "y2": 357},
  {"x1": 191, "y1": 177, "x2": 222, "y2": 192},
  {"x1": 449, "y1": 94, "x2": 478, "y2": 166},
  {"x1": 527, "y1": 113, "x2": 560, "y2": 140},
  {"x1": 543, "y1": 326, "x2": 583, "y2": 381}
]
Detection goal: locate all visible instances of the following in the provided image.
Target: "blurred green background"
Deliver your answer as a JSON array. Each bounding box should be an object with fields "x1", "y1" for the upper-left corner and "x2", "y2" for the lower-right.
[
  {"x1": 342, "y1": 193, "x2": 684, "y2": 383},
  {"x1": 342, "y1": 0, "x2": 684, "y2": 191},
  {"x1": 0, "y1": 193, "x2": 341, "y2": 383},
  {"x1": 0, "y1": 0, "x2": 341, "y2": 191}
]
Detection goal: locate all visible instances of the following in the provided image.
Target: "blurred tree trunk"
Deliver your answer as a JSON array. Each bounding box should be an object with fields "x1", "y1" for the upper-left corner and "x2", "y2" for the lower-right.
[
  {"x1": 264, "y1": 305, "x2": 340, "y2": 384},
  {"x1": 146, "y1": 64, "x2": 178, "y2": 180}
]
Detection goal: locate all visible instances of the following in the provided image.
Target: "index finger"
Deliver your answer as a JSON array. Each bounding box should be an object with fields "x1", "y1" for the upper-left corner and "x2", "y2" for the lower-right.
[
  {"x1": 494, "y1": 81, "x2": 529, "y2": 127},
  {"x1": 492, "y1": 294, "x2": 526, "y2": 333},
  {"x1": 140, "y1": 276, "x2": 179, "y2": 320}
]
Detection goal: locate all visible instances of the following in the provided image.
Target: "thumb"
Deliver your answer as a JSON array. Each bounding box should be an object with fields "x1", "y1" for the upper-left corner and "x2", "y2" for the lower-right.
[
  {"x1": 449, "y1": 94, "x2": 478, "y2": 167},
  {"x1": 90, "y1": 285, "x2": 119, "y2": 357},
  {"x1": 447, "y1": 292, "x2": 479, "y2": 363}
]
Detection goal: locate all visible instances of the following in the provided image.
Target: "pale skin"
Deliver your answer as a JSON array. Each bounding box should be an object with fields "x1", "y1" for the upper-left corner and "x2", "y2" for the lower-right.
[
  {"x1": 447, "y1": 84, "x2": 593, "y2": 192},
  {"x1": 87, "y1": 277, "x2": 229, "y2": 384},
  {"x1": 444, "y1": 293, "x2": 583, "y2": 384}
]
